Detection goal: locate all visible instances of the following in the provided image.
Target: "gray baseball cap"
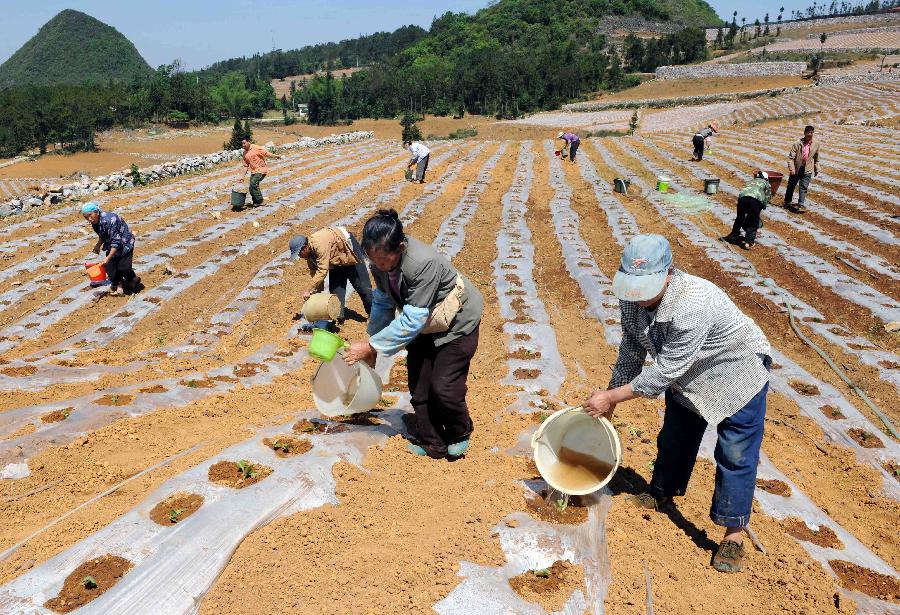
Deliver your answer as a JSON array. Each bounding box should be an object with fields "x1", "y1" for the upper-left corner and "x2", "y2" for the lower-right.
[
  {"x1": 289, "y1": 235, "x2": 308, "y2": 260},
  {"x1": 612, "y1": 234, "x2": 673, "y2": 302}
]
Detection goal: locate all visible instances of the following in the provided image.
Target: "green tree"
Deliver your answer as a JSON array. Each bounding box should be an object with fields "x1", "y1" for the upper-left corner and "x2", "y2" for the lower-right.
[
  {"x1": 210, "y1": 72, "x2": 252, "y2": 120},
  {"x1": 400, "y1": 112, "x2": 423, "y2": 141}
]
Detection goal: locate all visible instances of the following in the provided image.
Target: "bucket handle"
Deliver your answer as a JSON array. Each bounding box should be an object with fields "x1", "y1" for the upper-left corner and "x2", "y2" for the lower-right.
[{"x1": 530, "y1": 406, "x2": 583, "y2": 449}]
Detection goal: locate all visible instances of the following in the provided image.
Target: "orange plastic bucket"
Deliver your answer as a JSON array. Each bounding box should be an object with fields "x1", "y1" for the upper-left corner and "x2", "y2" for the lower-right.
[{"x1": 85, "y1": 263, "x2": 107, "y2": 283}]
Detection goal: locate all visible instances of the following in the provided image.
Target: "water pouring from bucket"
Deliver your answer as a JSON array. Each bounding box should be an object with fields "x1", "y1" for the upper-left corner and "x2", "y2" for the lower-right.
[{"x1": 531, "y1": 407, "x2": 622, "y2": 495}]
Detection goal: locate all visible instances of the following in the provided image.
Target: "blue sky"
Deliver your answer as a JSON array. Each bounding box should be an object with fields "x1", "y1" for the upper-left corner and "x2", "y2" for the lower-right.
[{"x1": 0, "y1": 1, "x2": 805, "y2": 70}]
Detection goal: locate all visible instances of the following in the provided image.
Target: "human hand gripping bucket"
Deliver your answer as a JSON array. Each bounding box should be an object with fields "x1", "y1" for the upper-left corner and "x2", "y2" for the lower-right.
[
  {"x1": 530, "y1": 407, "x2": 622, "y2": 495},
  {"x1": 84, "y1": 262, "x2": 107, "y2": 285}
]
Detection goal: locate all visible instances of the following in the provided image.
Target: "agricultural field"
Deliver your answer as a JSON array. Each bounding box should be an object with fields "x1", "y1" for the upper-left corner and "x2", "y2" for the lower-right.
[{"x1": 0, "y1": 78, "x2": 897, "y2": 614}]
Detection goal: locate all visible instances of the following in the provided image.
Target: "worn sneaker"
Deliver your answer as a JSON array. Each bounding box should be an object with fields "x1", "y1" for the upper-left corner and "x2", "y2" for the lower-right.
[
  {"x1": 406, "y1": 443, "x2": 428, "y2": 456},
  {"x1": 712, "y1": 539, "x2": 745, "y2": 573},
  {"x1": 628, "y1": 492, "x2": 672, "y2": 511},
  {"x1": 737, "y1": 239, "x2": 753, "y2": 250},
  {"x1": 108, "y1": 286, "x2": 124, "y2": 297},
  {"x1": 447, "y1": 439, "x2": 470, "y2": 457}
]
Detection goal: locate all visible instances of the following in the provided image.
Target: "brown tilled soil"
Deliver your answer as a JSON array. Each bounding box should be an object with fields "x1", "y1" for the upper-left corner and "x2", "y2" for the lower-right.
[
  {"x1": 43, "y1": 554, "x2": 132, "y2": 613},
  {"x1": 508, "y1": 560, "x2": 586, "y2": 612},
  {"x1": 207, "y1": 460, "x2": 273, "y2": 489},
  {"x1": 148, "y1": 492, "x2": 204, "y2": 526},
  {"x1": 830, "y1": 560, "x2": 900, "y2": 603},
  {"x1": 41, "y1": 408, "x2": 73, "y2": 423},
  {"x1": 782, "y1": 517, "x2": 845, "y2": 549},
  {"x1": 525, "y1": 492, "x2": 589, "y2": 525},
  {"x1": 756, "y1": 479, "x2": 793, "y2": 497},
  {"x1": 262, "y1": 435, "x2": 313, "y2": 458}
]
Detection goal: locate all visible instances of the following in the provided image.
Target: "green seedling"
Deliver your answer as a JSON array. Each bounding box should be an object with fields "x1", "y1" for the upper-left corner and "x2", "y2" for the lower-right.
[
  {"x1": 533, "y1": 568, "x2": 551, "y2": 578},
  {"x1": 553, "y1": 497, "x2": 569, "y2": 514},
  {"x1": 892, "y1": 466, "x2": 900, "y2": 478},
  {"x1": 155, "y1": 335, "x2": 165, "y2": 346},
  {"x1": 272, "y1": 439, "x2": 290, "y2": 453},
  {"x1": 646, "y1": 460, "x2": 655, "y2": 471},
  {"x1": 629, "y1": 426, "x2": 643, "y2": 438},
  {"x1": 169, "y1": 508, "x2": 185, "y2": 523},
  {"x1": 300, "y1": 423, "x2": 317, "y2": 433},
  {"x1": 62, "y1": 409, "x2": 71, "y2": 419},
  {"x1": 187, "y1": 379, "x2": 198, "y2": 388},
  {"x1": 236, "y1": 459, "x2": 257, "y2": 479},
  {"x1": 82, "y1": 576, "x2": 98, "y2": 590},
  {"x1": 109, "y1": 394, "x2": 119, "y2": 404}
]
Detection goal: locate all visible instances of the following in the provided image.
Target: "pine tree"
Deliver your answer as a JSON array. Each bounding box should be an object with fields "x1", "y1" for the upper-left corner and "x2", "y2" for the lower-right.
[{"x1": 628, "y1": 109, "x2": 639, "y2": 135}]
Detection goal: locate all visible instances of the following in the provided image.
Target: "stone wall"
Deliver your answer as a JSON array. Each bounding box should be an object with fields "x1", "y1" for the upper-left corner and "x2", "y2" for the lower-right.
[
  {"x1": 705, "y1": 12, "x2": 900, "y2": 40},
  {"x1": 818, "y1": 71, "x2": 900, "y2": 84},
  {"x1": 654, "y1": 62, "x2": 807, "y2": 79},
  {"x1": 0, "y1": 131, "x2": 374, "y2": 219},
  {"x1": 563, "y1": 85, "x2": 807, "y2": 112}
]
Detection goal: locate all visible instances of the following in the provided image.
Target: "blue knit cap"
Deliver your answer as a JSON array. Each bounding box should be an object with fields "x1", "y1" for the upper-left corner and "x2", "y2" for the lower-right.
[{"x1": 81, "y1": 202, "x2": 100, "y2": 215}]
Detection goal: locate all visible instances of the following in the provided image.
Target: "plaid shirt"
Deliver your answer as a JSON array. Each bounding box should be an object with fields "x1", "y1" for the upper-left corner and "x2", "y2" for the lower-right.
[
  {"x1": 92, "y1": 211, "x2": 134, "y2": 254},
  {"x1": 608, "y1": 270, "x2": 771, "y2": 424}
]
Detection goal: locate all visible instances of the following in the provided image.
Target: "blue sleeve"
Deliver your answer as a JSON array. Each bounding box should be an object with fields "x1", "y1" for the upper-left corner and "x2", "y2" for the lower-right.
[
  {"x1": 369, "y1": 303, "x2": 429, "y2": 356},
  {"x1": 366, "y1": 288, "x2": 396, "y2": 337}
]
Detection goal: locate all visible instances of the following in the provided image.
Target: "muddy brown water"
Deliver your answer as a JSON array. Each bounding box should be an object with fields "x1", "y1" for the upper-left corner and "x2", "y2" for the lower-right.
[{"x1": 542, "y1": 446, "x2": 615, "y2": 494}]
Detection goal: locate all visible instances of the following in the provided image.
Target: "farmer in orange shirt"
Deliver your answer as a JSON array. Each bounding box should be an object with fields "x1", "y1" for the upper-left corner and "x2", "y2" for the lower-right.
[{"x1": 240, "y1": 138, "x2": 282, "y2": 208}]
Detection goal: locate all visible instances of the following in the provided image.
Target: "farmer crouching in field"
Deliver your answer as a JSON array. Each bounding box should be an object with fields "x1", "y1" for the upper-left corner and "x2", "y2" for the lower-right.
[
  {"x1": 81, "y1": 202, "x2": 141, "y2": 296},
  {"x1": 404, "y1": 140, "x2": 431, "y2": 184},
  {"x1": 556, "y1": 131, "x2": 580, "y2": 162},
  {"x1": 240, "y1": 138, "x2": 282, "y2": 208},
  {"x1": 582, "y1": 234, "x2": 771, "y2": 574},
  {"x1": 289, "y1": 227, "x2": 373, "y2": 332},
  {"x1": 344, "y1": 209, "x2": 483, "y2": 460},
  {"x1": 691, "y1": 122, "x2": 717, "y2": 161},
  {"x1": 783, "y1": 125, "x2": 819, "y2": 213},
  {"x1": 722, "y1": 171, "x2": 772, "y2": 250}
]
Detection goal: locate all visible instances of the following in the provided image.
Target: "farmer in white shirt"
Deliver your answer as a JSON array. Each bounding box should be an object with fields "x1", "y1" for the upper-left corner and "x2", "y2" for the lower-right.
[
  {"x1": 404, "y1": 141, "x2": 431, "y2": 184},
  {"x1": 582, "y1": 234, "x2": 772, "y2": 575}
]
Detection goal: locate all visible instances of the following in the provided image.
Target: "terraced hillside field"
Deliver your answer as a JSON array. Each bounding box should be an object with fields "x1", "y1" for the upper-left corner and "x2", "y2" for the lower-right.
[{"x1": 0, "y1": 121, "x2": 897, "y2": 614}]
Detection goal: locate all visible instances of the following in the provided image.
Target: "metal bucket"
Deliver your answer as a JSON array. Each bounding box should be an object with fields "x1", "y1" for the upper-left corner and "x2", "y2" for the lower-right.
[
  {"x1": 704, "y1": 178, "x2": 720, "y2": 194},
  {"x1": 230, "y1": 190, "x2": 247, "y2": 209}
]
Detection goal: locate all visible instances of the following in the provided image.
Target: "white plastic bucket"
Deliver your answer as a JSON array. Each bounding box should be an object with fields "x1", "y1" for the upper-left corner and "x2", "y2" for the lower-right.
[
  {"x1": 530, "y1": 407, "x2": 622, "y2": 495},
  {"x1": 312, "y1": 355, "x2": 383, "y2": 417}
]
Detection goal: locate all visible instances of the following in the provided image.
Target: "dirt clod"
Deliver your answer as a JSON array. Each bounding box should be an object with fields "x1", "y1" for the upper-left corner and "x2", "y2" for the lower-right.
[
  {"x1": 789, "y1": 380, "x2": 820, "y2": 396},
  {"x1": 0, "y1": 365, "x2": 37, "y2": 377},
  {"x1": 757, "y1": 479, "x2": 792, "y2": 497},
  {"x1": 508, "y1": 560, "x2": 585, "y2": 612},
  {"x1": 262, "y1": 435, "x2": 313, "y2": 458},
  {"x1": 829, "y1": 560, "x2": 900, "y2": 603},
  {"x1": 782, "y1": 517, "x2": 844, "y2": 549},
  {"x1": 94, "y1": 394, "x2": 135, "y2": 406},
  {"x1": 208, "y1": 460, "x2": 272, "y2": 489},
  {"x1": 847, "y1": 428, "x2": 884, "y2": 448},
  {"x1": 41, "y1": 407, "x2": 74, "y2": 423},
  {"x1": 149, "y1": 493, "x2": 204, "y2": 526},
  {"x1": 138, "y1": 384, "x2": 168, "y2": 394}
]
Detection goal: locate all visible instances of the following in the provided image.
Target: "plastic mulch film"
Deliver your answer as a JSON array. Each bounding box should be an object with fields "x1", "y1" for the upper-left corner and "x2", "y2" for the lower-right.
[
  {"x1": 594, "y1": 141, "x2": 900, "y2": 397},
  {"x1": 0, "y1": 406, "x2": 411, "y2": 614},
  {"x1": 574, "y1": 151, "x2": 640, "y2": 247},
  {"x1": 659, "y1": 192, "x2": 716, "y2": 215},
  {"x1": 493, "y1": 142, "x2": 566, "y2": 411},
  {"x1": 695, "y1": 429, "x2": 900, "y2": 615},
  {"x1": 435, "y1": 143, "x2": 508, "y2": 261},
  {"x1": 399, "y1": 143, "x2": 485, "y2": 223},
  {"x1": 544, "y1": 140, "x2": 620, "y2": 346}
]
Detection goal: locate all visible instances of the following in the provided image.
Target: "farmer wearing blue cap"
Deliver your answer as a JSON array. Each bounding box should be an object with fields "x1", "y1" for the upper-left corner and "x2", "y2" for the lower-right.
[
  {"x1": 582, "y1": 234, "x2": 771, "y2": 574},
  {"x1": 289, "y1": 227, "x2": 373, "y2": 331},
  {"x1": 81, "y1": 202, "x2": 140, "y2": 296}
]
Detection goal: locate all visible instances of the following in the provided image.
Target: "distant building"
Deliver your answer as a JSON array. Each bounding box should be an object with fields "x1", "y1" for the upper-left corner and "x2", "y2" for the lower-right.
[{"x1": 296, "y1": 104, "x2": 309, "y2": 118}]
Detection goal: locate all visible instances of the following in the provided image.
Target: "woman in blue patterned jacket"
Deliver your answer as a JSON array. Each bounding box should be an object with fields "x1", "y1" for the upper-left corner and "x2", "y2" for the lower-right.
[{"x1": 81, "y1": 202, "x2": 141, "y2": 296}]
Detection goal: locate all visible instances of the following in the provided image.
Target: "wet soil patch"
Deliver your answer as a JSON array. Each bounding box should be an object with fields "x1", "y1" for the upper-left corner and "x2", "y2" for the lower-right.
[
  {"x1": 115, "y1": 311, "x2": 134, "y2": 318},
  {"x1": 233, "y1": 363, "x2": 269, "y2": 378},
  {"x1": 95, "y1": 326, "x2": 115, "y2": 333},
  {"x1": 262, "y1": 435, "x2": 313, "y2": 458},
  {"x1": 757, "y1": 479, "x2": 792, "y2": 497},
  {"x1": 211, "y1": 375, "x2": 239, "y2": 383},
  {"x1": 509, "y1": 349, "x2": 542, "y2": 360},
  {"x1": 885, "y1": 461, "x2": 900, "y2": 482},
  {"x1": 179, "y1": 378, "x2": 217, "y2": 389},
  {"x1": 138, "y1": 384, "x2": 168, "y2": 394},
  {"x1": 0, "y1": 365, "x2": 36, "y2": 377},
  {"x1": 514, "y1": 368, "x2": 541, "y2": 380},
  {"x1": 24, "y1": 323, "x2": 39, "y2": 329},
  {"x1": 59, "y1": 298, "x2": 74, "y2": 305},
  {"x1": 292, "y1": 419, "x2": 349, "y2": 435},
  {"x1": 878, "y1": 360, "x2": 900, "y2": 370},
  {"x1": 789, "y1": 380, "x2": 821, "y2": 396},
  {"x1": 508, "y1": 560, "x2": 585, "y2": 613},
  {"x1": 331, "y1": 412, "x2": 381, "y2": 426},
  {"x1": 149, "y1": 492, "x2": 204, "y2": 526},
  {"x1": 146, "y1": 297, "x2": 162, "y2": 304},
  {"x1": 525, "y1": 490, "x2": 589, "y2": 525},
  {"x1": 821, "y1": 405, "x2": 845, "y2": 420},
  {"x1": 847, "y1": 428, "x2": 884, "y2": 448},
  {"x1": 208, "y1": 460, "x2": 272, "y2": 489},
  {"x1": 829, "y1": 560, "x2": 900, "y2": 603},
  {"x1": 94, "y1": 394, "x2": 135, "y2": 406},
  {"x1": 43, "y1": 554, "x2": 132, "y2": 613},
  {"x1": 782, "y1": 517, "x2": 844, "y2": 549},
  {"x1": 41, "y1": 407, "x2": 74, "y2": 423}
]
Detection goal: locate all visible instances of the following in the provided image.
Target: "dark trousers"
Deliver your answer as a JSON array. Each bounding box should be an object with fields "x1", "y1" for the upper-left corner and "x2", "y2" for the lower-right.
[
  {"x1": 784, "y1": 166, "x2": 812, "y2": 206},
  {"x1": 692, "y1": 134, "x2": 705, "y2": 160},
  {"x1": 107, "y1": 250, "x2": 136, "y2": 289},
  {"x1": 732, "y1": 196, "x2": 763, "y2": 244},
  {"x1": 312, "y1": 235, "x2": 373, "y2": 330},
  {"x1": 568, "y1": 140, "x2": 580, "y2": 161},
  {"x1": 406, "y1": 325, "x2": 479, "y2": 458},
  {"x1": 649, "y1": 376, "x2": 768, "y2": 527},
  {"x1": 415, "y1": 155, "x2": 430, "y2": 182},
  {"x1": 249, "y1": 173, "x2": 266, "y2": 205}
]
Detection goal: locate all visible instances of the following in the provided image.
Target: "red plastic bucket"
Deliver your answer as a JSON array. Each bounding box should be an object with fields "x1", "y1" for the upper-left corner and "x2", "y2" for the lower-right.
[
  {"x1": 85, "y1": 262, "x2": 107, "y2": 283},
  {"x1": 766, "y1": 171, "x2": 784, "y2": 195}
]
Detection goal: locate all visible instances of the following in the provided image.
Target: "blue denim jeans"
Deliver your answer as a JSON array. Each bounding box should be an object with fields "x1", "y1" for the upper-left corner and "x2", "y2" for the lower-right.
[{"x1": 649, "y1": 378, "x2": 768, "y2": 527}]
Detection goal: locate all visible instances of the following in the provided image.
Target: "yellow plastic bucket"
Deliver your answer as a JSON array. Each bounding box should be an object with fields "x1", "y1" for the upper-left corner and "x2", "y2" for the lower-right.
[
  {"x1": 302, "y1": 292, "x2": 341, "y2": 321},
  {"x1": 656, "y1": 176, "x2": 670, "y2": 193},
  {"x1": 530, "y1": 407, "x2": 621, "y2": 495},
  {"x1": 308, "y1": 328, "x2": 348, "y2": 362}
]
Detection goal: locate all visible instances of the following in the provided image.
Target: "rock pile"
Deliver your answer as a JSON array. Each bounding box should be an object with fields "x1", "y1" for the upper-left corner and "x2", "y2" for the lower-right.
[
  {"x1": 0, "y1": 131, "x2": 373, "y2": 219},
  {"x1": 655, "y1": 62, "x2": 807, "y2": 80},
  {"x1": 819, "y1": 72, "x2": 900, "y2": 84},
  {"x1": 563, "y1": 85, "x2": 807, "y2": 112}
]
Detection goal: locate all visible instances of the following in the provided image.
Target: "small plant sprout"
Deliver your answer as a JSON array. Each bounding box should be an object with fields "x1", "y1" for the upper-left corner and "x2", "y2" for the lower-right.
[
  {"x1": 82, "y1": 576, "x2": 98, "y2": 590},
  {"x1": 187, "y1": 379, "x2": 198, "y2": 388},
  {"x1": 534, "y1": 568, "x2": 551, "y2": 578},
  {"x1": 629, "y1": 426, "x2": 642, "y2": 438},
  {"x1": 155, "y1": 335, "x2": 165, "y2": 346},
  {"x1": 646, "y1": 460, "x2": 655, "y2": 471},
  {"x1": 169, "y1": 508, "x2": 185, "y2": 523},
  {"x1": 62, "y1": 409, "x2": 71, "y2": 419},
  {"x1": 272, "y1": 439, "x2": 290, "y2": 453},
  {"x1": 109, "y1": 394, "x2": 119, "y2": 404},
  {"x1": 553, "y1": 496, "x2": 569, "y2": 514},
  {"x1": 236, "y1": 459, "x2": 257, "y2": 479}
]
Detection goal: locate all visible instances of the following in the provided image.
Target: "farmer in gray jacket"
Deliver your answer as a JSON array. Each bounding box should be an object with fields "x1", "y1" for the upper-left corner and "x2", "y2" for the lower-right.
[{"x1": 582, "y1": 234, "x2": 771, "y2": 574}]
